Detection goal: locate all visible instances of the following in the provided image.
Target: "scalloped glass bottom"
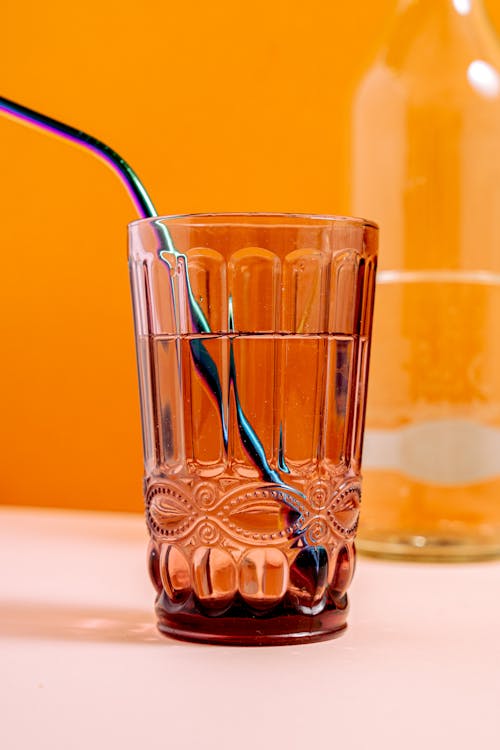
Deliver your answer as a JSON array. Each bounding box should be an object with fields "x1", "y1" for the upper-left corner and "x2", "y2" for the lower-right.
[{"x1": 156, "y1": 594, "x2": 349, "y2": 646}]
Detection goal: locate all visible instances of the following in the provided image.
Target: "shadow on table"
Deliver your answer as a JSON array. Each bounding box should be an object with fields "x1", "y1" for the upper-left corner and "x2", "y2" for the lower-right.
[{"x1": 0, "y1": 600, "x2": 169, "y2": 645}]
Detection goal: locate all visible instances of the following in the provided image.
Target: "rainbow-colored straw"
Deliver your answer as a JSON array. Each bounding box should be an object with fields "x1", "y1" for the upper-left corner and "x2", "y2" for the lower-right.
[
  {"x1": 0, "y1": 94, "x2": 290, "y2": 489},
  {"x1": 0, "y1": 96, "x2": 210, "y2": 326},
  {"x1": 0, "y1": 95, "x2": 156, "y2": 219}
]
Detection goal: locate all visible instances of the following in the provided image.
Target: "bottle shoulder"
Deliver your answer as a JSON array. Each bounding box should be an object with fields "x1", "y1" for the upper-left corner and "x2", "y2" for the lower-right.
[
  {"x1": 354, "y1": 56, "x2": 500, "y2": 113},
  {"x1": 354, "y1": 3, "x2": 500, "y2": 105}
]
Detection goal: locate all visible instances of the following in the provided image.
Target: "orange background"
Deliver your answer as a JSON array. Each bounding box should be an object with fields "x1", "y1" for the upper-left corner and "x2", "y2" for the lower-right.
[{"x1": 1, "y1": 0, "x2": 500, "y2": 513}]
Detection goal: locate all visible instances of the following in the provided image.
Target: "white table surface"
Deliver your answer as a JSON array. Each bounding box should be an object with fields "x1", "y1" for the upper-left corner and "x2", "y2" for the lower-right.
[{"x1": 1, "y1": 506, "x2": 499, "y2": 750}]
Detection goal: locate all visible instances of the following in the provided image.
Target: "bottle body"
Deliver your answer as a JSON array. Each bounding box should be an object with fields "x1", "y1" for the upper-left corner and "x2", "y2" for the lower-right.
[{"x1": 352, "y1": 0, "x2": 500, "y2": 559}]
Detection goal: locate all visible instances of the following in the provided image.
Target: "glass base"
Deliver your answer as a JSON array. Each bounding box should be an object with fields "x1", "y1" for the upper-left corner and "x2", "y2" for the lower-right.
[
  {"x1": 357, "y1": 534, "x2": 500, "y2": 562},
  {"x1": 156, "y1": 593, "x2": 349, "y2": 646}
]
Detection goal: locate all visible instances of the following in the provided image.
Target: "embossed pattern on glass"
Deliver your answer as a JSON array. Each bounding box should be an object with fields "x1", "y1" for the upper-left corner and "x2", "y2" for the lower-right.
[{"x1": 129, "y1": 214, "x2": 377, "y2": 645}]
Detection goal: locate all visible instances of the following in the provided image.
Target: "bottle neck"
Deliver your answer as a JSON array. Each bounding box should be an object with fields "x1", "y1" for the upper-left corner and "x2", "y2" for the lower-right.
[
  {"x1": 386, "y1": 0, "x2": 497, "y2": 66},
  {"x1": 397, "y1": 0, "x2": 485, "y2": 14}
]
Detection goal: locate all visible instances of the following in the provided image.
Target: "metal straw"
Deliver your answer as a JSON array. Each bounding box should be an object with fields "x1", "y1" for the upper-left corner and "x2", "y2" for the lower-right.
[
  {"x1": 0, "y1": 95, "x2": 156, "y2": 219},
  {"x1": 0, "y1": 95, "x2": 289, "y2": 489}
]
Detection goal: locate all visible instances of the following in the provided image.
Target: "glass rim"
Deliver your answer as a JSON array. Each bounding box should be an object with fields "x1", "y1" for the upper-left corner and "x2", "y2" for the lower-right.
[{"x1": 128, "y1": 211, "x2": 379, "y2": 230}]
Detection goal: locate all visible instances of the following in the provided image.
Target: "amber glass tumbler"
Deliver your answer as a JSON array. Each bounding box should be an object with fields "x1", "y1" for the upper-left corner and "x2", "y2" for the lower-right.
[{"x1": 129, "y1": 214, "x2": 377, "y2": 645}]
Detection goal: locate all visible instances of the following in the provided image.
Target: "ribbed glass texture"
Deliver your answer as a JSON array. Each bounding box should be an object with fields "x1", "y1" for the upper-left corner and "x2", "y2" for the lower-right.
[{"x1": 129, "y1": 213, "x2": 377, "y2": 645}]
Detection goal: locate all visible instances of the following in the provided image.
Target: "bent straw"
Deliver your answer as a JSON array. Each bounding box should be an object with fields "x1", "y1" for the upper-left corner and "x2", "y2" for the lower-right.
[
  {"x1": 0, "y1": 95, "x2": 157, "y2": 220},
  {"x1": 0, "y1": 95, "x2": 289, "y2": 489},
  {"x1": 0, "y1": 96, "x2": 196, "y2": 318}
]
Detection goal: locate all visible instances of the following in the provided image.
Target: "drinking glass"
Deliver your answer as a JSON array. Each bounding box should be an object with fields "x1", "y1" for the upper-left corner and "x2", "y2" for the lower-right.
[{"x1": 129, "y1": 213, "x2": 377, "y2": 645}]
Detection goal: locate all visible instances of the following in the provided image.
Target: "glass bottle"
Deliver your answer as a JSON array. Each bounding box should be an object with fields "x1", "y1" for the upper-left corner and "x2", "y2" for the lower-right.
[{"x1": 351, "y1": 0, "x2": 500, "y2": 560}]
